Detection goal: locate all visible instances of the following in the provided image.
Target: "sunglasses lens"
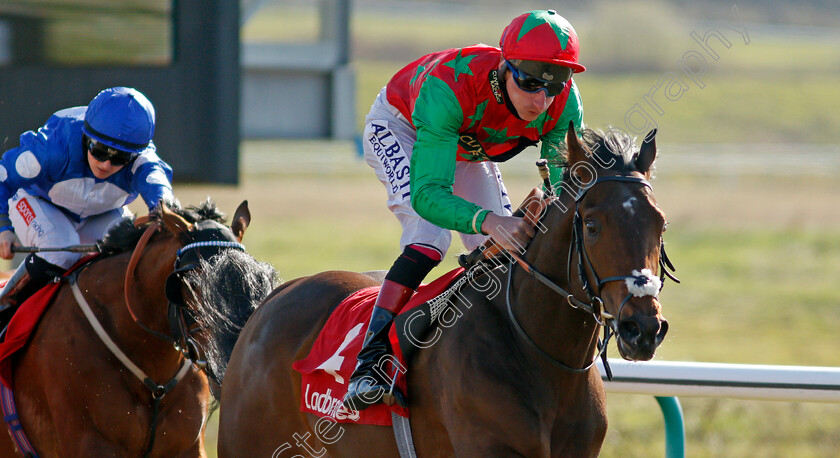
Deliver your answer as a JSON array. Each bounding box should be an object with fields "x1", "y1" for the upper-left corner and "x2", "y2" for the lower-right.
[
  {"x1": 507, "y1": 61, "x2": 566, "y2": 96},
  {"x1": 543, "y1": 81, "x2": 566, "y2": 97},
  {"x1": 89, "y1": 144, "x2": 109, "y2": 161},
  {"x1": 88, "y1": 141, "x2": 133, "y2": 166},
  {"x1": 108, "y1": 154, "x2": 131, "y2": 166},
  {"x1": 517, "y1": 76, "x2": 544, "y2": 92}
]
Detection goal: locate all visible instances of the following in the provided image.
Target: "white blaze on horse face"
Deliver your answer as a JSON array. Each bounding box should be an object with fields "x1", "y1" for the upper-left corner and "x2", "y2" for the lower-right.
[{"x1": 622, "y1": 196, "x2": 638, "y2": 216}]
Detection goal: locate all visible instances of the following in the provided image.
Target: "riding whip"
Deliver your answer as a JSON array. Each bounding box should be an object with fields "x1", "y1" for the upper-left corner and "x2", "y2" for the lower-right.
[
  {"x1": 536, "y1": 159, "x2": 553, "y2": 196},
  {"x1": 11, "y1": 244, "x2": 102, "y2": 253}
]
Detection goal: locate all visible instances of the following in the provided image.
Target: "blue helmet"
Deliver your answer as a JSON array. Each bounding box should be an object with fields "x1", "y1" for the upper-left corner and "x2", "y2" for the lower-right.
[{"x1": 82, "y1": 87, "x2": 155, "y2": 154}]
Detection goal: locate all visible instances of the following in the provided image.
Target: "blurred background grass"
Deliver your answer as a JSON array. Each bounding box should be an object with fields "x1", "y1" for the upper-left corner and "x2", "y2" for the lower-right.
[
  {"x1": 0, "y1": 0, "x2": 837, "y2": 456},
  {"x1": 247, "y1": 0, "x2": 840, "y2": 144}
]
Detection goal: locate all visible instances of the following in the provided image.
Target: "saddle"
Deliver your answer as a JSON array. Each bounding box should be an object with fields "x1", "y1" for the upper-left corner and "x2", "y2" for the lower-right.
[{"x1": 292, "y1": 267, "x2": 466, "y2": 425}]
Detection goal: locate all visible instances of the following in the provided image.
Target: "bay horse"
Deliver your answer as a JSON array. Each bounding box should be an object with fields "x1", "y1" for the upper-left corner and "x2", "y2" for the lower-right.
[
  {"x1": 0, "y1": 200, "x2": 276, "y2": 457},
  {"x1": 219, "y1": 126, "x2": 673, "y2": 457}
]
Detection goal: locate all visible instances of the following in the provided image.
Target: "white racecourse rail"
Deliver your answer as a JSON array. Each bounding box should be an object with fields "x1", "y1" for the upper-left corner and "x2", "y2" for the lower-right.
[{"x1": 597, "y1": 359, "x2": 840, "y2": 403}]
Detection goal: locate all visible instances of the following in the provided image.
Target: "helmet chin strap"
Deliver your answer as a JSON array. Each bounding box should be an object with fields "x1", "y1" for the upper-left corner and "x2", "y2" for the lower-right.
[{"x1": 496, "y1": 64, "x2": 525, "y2": 121}]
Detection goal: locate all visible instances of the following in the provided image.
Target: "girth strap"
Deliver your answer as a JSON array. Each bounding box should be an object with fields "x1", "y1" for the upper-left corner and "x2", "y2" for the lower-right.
[
  {"x1": 1, "y1": 384, "x2": 39, "y2": 457},
  {"x1": 391, "y1": 412, "x2": 418, "y2": 458}
]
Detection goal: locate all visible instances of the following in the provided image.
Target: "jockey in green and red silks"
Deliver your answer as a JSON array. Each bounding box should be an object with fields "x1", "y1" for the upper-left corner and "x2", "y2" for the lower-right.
[{"x1": 345, "y1": 9, "x2": 586, "y2": 411}]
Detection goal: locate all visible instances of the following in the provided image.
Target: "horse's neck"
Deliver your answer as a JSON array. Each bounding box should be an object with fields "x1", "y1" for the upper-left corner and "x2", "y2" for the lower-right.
[{"x1": 510, "y1": 200, "x2": 601, "y2": 369}]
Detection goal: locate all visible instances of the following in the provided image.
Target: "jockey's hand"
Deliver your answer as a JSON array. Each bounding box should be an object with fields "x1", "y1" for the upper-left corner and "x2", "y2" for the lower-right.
[
  {"x1": 0, "y1": 230, "x2": 17, "y2": 260},
  {"x1": 481, "y1": 212, "x2": 535, "y2": 253}
]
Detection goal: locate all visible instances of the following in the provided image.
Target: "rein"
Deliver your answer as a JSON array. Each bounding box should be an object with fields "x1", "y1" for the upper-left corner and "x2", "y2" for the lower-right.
[
  {"x1": 123, "y1": 222, "x2": 247, "y2": 361},
  {"x1": 504, "y1": 261, "x2": 611, "y2": 373},
  {"x1": 499, "y1": 174, "x2": 678, "y2": 378},
  {"x1": 124, "y1": 222, "x2": 175, "y2": 343}
]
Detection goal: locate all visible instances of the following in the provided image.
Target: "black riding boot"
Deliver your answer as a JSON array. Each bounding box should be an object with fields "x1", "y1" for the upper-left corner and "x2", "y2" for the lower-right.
[
  {"x1": 0, "y1": 255, "x2": 63, "y2": 332},
  {"x1": 343, "y1": 280, "x2": 414, "y2": 411}
]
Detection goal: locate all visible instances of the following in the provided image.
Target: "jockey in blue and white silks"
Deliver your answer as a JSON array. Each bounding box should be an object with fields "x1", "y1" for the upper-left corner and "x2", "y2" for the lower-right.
[{"x1": 0, "y1": 87, "x2": 174, "y2": 316}]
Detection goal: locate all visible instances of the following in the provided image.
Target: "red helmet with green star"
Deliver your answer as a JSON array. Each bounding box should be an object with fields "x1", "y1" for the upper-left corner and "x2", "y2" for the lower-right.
[{"x1": 500, "y1": 9, "x2": 585, "y2": 76}]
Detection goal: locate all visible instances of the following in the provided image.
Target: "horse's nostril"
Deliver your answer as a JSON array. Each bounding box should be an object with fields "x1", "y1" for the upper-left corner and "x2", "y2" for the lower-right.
[
  {"x1": 618, "y1": 320, "x2": 641, "y2": 344},
  {"x1": 657, "y1": 320, "x2": 669, "y2": 342}
]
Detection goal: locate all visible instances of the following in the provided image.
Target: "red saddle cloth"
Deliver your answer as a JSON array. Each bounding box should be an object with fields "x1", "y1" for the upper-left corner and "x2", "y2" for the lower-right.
[
  {"x1": 0, "y1": 282, "x2": 62, "y2": 389},
  {"x1": 292, "y1": 267, "x2": 465, "y2": 426},
  {"x1": 0, "y1": 256, "x2": 97, "y2": 389}
]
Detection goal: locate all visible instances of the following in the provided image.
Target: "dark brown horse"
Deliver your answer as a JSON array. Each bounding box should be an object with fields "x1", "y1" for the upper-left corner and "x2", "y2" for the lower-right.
[
  {"x1": 219, "y1": 127, "x2": 673, "y2": 457},
  {"x1": 0, "y1": 200, "x2": 276, "y2": 457}
]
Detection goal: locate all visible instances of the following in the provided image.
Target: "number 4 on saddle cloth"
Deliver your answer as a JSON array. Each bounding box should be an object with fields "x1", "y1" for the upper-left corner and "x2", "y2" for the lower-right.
[{"x1": 292, "y1": 267, "x2": 467, "y2": 426}]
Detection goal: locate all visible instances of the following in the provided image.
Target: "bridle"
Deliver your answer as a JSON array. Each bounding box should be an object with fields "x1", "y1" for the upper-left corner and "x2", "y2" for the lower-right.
[
  {"x1": 123, "y1": 220, "x2": 246, "y2": 364},
  {"x1": 67, "y1": 218, "x2": 245, "y2": 457},
  {"x1": 503, "y1": 174, "x2": 679, "y2": 377}
]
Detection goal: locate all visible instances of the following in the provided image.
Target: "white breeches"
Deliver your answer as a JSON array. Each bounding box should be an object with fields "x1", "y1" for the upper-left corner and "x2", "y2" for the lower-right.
[
  {"x1": 9, "y1": 189, "x2": 131, "y2": 268},
  {"x1": 363, "y1": 87, "x2": 513, "y2": 257}
]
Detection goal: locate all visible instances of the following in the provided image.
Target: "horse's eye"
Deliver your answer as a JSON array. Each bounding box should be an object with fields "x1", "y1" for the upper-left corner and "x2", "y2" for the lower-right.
[
  {"x1": 585, "y1": 220, "x2": 598, "y2": 235},
  {"x1": 663, "y1": 221, "x2": 669, "y2": 233}
]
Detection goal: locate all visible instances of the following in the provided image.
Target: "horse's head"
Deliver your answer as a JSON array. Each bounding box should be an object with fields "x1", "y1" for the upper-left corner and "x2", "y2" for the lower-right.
[
  {"x1": 100, "y1": 199, "x2": 276, "y2": 388},
  {"x1": 155, "y1": 200, "x2": 277, "y2": 390},
  {"x1": 558, "y1": 125, "x2": 670, "y2": 361},
  {"x1": 158, "y1": 200, "x2": 249, "y2": 309}
]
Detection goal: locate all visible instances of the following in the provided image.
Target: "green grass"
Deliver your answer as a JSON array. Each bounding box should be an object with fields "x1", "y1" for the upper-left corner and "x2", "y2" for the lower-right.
[
  {"x1": 236, "y1": 2, "x2": 840, "y2": 453},
  {"x1": 604, "y1": 395, "x2": 840, "y2": 457},
  {"x1": 576, "y1": 72, "x2": 840, "y2": 144},
  {"x1": 91, "y1": 2, "x2": 840, "y2": 453},
  {"x1": 225, "y1": 197, "x2": 840, "y2": 366}
]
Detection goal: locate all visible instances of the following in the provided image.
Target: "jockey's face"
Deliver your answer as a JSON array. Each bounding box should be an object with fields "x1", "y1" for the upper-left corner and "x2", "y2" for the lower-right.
[
  {"x1": 87, "y1": 150, "x2": 126, "y2": 179},
  {"x1": 86, "y1": 139, "x2": 134, "y2": 179},
  {"x1": 503, "y1": 64, "x2": 555, "y2": 122}
]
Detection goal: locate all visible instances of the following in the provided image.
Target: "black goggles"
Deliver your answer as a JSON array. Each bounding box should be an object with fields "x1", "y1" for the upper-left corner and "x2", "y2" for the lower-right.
[
  {"x1": 88, "y1": 140, "x2": 136, "y2": 166},
  {"x1": 505, "y1": 60, "x2": 567, "y2": 97}
]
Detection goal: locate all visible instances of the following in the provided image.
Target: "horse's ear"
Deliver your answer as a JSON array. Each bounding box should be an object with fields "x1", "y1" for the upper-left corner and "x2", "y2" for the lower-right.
[
  {"x1": 636, "y1": 129, "x2": 657, "y2": 177},
  {"x1": 159, "y1": 200, "x2": 193, "y2": 235},
  {"x1": 565, "y1": 121, "x2": 591, "y2": 177},
  {"x1": 231, "y1": 200, "x2": 251, "y2": 242}
]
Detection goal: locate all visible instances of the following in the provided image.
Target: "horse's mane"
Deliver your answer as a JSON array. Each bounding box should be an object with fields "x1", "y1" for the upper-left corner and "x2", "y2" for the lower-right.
[
  {"x1": 559, "y1": 127, "x2": 647, "y2": 178},
  {"x1": 188, "y1": 251, "x2": 278, "y2": 400},
  {"x1": 99, "y1": 198, "x2": 227, "y2": 256}
]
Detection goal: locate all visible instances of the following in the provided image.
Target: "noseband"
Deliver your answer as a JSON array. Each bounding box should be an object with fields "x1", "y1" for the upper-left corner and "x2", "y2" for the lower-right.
[{"x1": 504, "y1": 174, "x2": 679, "y2": 376}]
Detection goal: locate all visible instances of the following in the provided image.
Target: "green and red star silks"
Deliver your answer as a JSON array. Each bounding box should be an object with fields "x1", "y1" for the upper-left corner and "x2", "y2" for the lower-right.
[{"x1": 385, "y1": 44, "x2": 583, "y2": 234}]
